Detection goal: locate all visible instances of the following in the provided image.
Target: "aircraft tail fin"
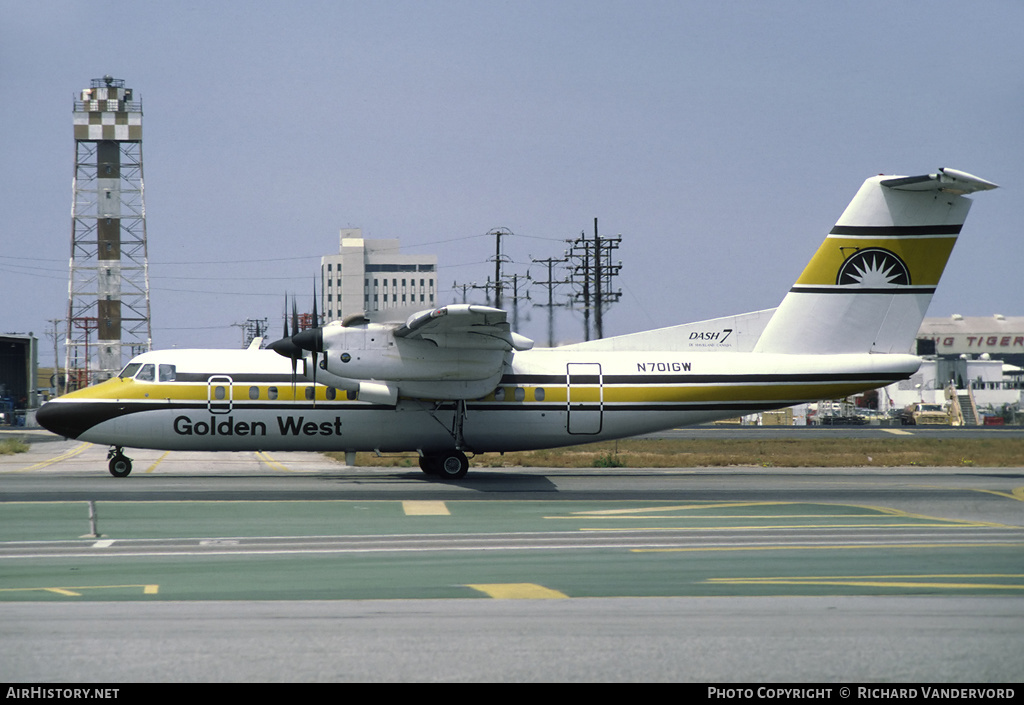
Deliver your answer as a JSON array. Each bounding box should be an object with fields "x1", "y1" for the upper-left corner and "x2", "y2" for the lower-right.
[{"x1": 752, "y1": 168, "x2": 997, "y2": 355}]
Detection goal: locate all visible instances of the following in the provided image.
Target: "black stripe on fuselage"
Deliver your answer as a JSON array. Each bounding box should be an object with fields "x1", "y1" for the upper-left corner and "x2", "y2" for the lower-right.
[
  {"x1": 140, "y1": 371, "x2": 909, "y2": 387},
  {"x1": 501, "y1": 372, "x2": 909, "y2": 385}
]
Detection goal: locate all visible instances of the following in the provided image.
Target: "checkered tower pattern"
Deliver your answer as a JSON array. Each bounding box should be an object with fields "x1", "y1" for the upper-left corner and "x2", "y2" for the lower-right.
[
  {"x1": 65, "y1": 77, "x2": 151, "y2": 390},
  {"x1": 73, "y1": 80, "x2": 142, "y2": 141}
]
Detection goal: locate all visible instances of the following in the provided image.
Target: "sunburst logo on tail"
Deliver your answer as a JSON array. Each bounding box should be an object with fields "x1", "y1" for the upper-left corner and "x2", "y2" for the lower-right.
[{"x1": 836, "y1": 248, "x2": 910, "y2": 288}]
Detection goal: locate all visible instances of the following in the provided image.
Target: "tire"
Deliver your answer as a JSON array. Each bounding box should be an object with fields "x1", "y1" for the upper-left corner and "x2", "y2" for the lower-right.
[
  {"x1": 418, "y1": 455, "x2": 439, "y2": 475},
  {"x1": 108, "y1": 455, "x2": 132, "y2": 477},
  {"x1": 434, "y1": 450, "x2": 469, "y2": 480}
]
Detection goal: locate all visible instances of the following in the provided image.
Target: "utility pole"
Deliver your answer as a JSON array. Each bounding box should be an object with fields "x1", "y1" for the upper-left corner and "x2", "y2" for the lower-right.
[
  {"x1": 594, "y1": 218, "x2": 603, "y2": 339},
  {"x1": 470, "y1": 276, "x2": 499, "y2": 306},
  {"x1": 47, "y1": 319, "x2": 63, "y2": 395},
  {"x1": 571, "y1": 234, "x2": 591, "y2": 340},
  {"x1": 566, "y1": 220, "x2": 623, "y2": 340},
  {"x1": 531, "y1": 254, "x2": 568, "y2": 347},
  {"x1": 487, "y1": 228, "x2": 512, "y2": 310},
  {"x1": 241, "y1": 318, "x2": 268, "y2": 348},
  {"x1": 502, "y1": 271, "x2": 531, "y2": 330},
  {"x1": 451, "y1": 281, "x2": 470, "y2": 304},
  {"x1": 567, "y1": 232, "x2": 592, "y2": 340}
]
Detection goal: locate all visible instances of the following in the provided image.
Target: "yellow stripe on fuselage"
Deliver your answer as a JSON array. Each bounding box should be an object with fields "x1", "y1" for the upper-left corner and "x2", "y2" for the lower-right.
[
  {"x1": 602, "y1": 382, "x2": 881, "y2": 403},
  {"x1": 60, "y1": 378, "x2": 341, "y2": 403},
  {"x1": 64, "y1": 378, "x2": 889, "y2": 408}
]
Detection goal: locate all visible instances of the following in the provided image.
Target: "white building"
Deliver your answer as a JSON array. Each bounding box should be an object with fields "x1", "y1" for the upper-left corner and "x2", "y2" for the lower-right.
[
  {"x1": 917, "y1": 314, "x2": 1024, "y2": 367},
  {"x1": 321, "y1": 229, "x2": 437, "y2": 323},
  {"x1": 882, "y1": 356, "x2": 1020, "y2": 419},
  {"x1": 786, "y1": 315, "x2": 1024, "y2": 425}
]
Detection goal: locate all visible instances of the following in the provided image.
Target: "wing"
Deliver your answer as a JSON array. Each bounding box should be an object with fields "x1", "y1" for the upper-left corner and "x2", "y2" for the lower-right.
[
  {"x1": 269, "y1": 304, "x2": 533, "y2": 403},
  {"x1": 394, "y1": 304, "x2": 534, "y2": 351}
]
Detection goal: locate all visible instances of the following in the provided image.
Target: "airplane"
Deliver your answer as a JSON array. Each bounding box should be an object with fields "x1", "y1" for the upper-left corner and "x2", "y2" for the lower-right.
[{"x1": 36, "y1": 167, "x2": 998, "y2": 479}]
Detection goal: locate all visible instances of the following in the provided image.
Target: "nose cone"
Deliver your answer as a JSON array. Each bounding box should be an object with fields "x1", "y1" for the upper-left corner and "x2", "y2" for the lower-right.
[
  {"x1": 36, "y1": 400, "x2": 86, "y2": 439},
  {"x1": 267, "y1": 336, "x2": 301, "y2": 359},
  {"x1": 292, "y1": 327, "x2": 324, "y2": 353}
]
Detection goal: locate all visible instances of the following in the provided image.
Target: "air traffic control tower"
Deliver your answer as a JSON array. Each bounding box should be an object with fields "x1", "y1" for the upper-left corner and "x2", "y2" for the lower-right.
[{"x1": 65, "y1": 76, "x2": 152, "y2": 390}]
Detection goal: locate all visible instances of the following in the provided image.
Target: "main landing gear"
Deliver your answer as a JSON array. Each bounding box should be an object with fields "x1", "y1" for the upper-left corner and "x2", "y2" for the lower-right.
[
  {"x1": 418, "y1": 450, "x2": 470, "y2": 480},
  {"x1": 107, "y1": 447, "x2": 133, "y2": 477}
]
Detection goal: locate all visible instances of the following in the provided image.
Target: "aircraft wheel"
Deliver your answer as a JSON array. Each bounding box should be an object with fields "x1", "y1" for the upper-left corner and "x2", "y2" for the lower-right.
[
  {"x1": 434, "y1": 450, "x2": 469, "y2": 480},
  {"x1": 418, "y1": 455, "x2": 439, "y2": 475},
  {"x1": 108, "y1": 454, "x2": 132, "y2": 478}
]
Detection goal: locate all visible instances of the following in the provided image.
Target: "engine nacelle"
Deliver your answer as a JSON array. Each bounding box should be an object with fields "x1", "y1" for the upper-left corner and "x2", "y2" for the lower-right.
[
  {"x1": 274, "y1": 305, "x2": 532, "y2": 403},
  {"x1": 319, "y1": 322, "x2": 507, "y2": 383}
]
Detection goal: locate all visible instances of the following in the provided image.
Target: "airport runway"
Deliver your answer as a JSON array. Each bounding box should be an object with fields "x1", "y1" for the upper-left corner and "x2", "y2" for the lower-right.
[{"x1": 2, "y1": 434, "x2": 1022, "y2": 682}]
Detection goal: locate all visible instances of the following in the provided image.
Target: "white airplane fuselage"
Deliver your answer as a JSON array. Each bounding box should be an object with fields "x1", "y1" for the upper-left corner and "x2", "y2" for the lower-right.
[{"x1": 43, "y1": 345, "x2": 919, "y2": 453}]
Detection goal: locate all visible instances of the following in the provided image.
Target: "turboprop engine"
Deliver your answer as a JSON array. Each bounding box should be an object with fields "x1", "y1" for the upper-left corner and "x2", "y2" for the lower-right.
[{"x1": 269, "y1": 304, "x2": 534, "y2": 404}]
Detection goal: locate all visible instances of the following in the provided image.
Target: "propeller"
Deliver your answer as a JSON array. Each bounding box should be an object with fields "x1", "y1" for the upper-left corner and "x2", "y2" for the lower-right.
[
  {"x1": 304, "y1": 279, "x2": 320, "y2": 402},
  {"x1": 267, "y1": 294, "x2": 302, "y2": 392},
  {"x1": 267, "y1": 289, "x2": 327, "y2": 403}
]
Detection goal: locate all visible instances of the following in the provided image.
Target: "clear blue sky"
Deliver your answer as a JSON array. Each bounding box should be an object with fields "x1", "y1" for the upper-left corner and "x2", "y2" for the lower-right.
[{"x1": 3, "y1": 1, "x2": 1021, "y2": 354}]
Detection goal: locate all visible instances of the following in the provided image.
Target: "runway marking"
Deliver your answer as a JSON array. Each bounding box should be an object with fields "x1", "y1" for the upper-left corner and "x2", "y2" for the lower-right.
[
  {"x1": 633, "y1": 542, "x2": 1024, "y2": 553},
  {"x1": 0, "y1": 584, "x2": 159, "y2": 597},
  {"x1": 568, "y1": 502, "x2": 796, "y2": 515},
  {"x1": 883, "y1": 429, "x2": 914, "y2": 435},
  {"x1": 5, "y1": 442, "x2": 91, "y2": 473},
  {"x1": 708, "y1": 573, "x2": 1024, "y2": 590},
  {"x1": 145, "y1": 451, "x2": 170, "y2": 474},
  {"x1": 92, "y1": 539, "x2": 115, "y2": 548},
  {"x1": 402, "y1": 501, "x2": 450, "y2": 516},
  {"x1": 551, "y1": 514, "x2": 897, "y2": 520},
  {"x1": 971, "y1": 487, "x2": 1024, "y2": 502},
  {"x1": 465, "y1": 583, "x2": 568, "y2": 599},
  {"x1": 255, "y1": 451, "x2": 290, "y2": 472},
  {"x1": 550, "y1": 501, "x2": 1015, "y2": 530},
  {"x1": 582, "y1": 522, "x2": 990, "y2": 531}
]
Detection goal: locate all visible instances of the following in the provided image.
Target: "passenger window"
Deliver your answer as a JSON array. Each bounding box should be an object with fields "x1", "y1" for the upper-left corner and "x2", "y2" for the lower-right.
[
  {"x1": 535, "y1": 388, "x2": 545, "y2": 402},
  {"x1": 268, "y1": 387, "x2": 278, "y2": 400},
  {"x1": 514, "y1": 387, "x2": 525, "y2": 402},
  {"x1": 136, "y1": 364, "x2": 155, "y2": 381},
  {"x1": 494, "y1": 387, "x2": 506, "y2": 401},
  {"x1": 158, "y1": 364, "x2": 176, "y2": 382},
  {"x1": 249, "y1": 386, "x2": 260, "y2": 400},
  {"x1": 326, "y1": 387, "x2": 336, "y2": 400},
  {"x1": 305, "y1": 387, "x2": 315, "y2": 400},
  {"x1": 214, "y1": 386, "x2": 226, "y2": 400}
]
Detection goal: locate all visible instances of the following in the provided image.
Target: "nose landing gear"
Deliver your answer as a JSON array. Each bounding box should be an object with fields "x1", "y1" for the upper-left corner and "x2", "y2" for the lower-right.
[{"x1": 107, "y1": 447, "x2": 133, "y2": 477}]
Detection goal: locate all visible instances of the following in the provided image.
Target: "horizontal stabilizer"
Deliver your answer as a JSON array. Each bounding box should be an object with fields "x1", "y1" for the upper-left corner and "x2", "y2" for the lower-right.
[{"x1": 881, "y1": 168, "x2": 998, "y2": 194}]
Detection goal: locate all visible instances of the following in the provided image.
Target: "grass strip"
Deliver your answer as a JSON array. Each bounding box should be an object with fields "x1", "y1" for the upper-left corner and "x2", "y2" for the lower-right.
[{"x1": 328, "y1": 437, "x2": 1024, "y2": 469}]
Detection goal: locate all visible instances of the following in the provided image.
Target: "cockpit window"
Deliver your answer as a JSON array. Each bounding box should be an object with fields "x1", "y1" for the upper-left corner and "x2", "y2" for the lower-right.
[
  {"x1": 136, "y1": 364, "x2": 156, "y2": 382},
  {"x1": 118, "y1": 363, "x2": 142, "y2": 379},
  {"x1": 158, "y1": 364, "x2": 176, "y2": 382}
]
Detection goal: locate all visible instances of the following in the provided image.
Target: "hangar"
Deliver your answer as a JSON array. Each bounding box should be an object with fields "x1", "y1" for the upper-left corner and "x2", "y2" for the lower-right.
[
  {"x1": 885, "y1": 315, "x2": 1024, "y2": 424},
  {"x1": 917, "y1": 314, "x2": 1024, "y2": 368}
]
